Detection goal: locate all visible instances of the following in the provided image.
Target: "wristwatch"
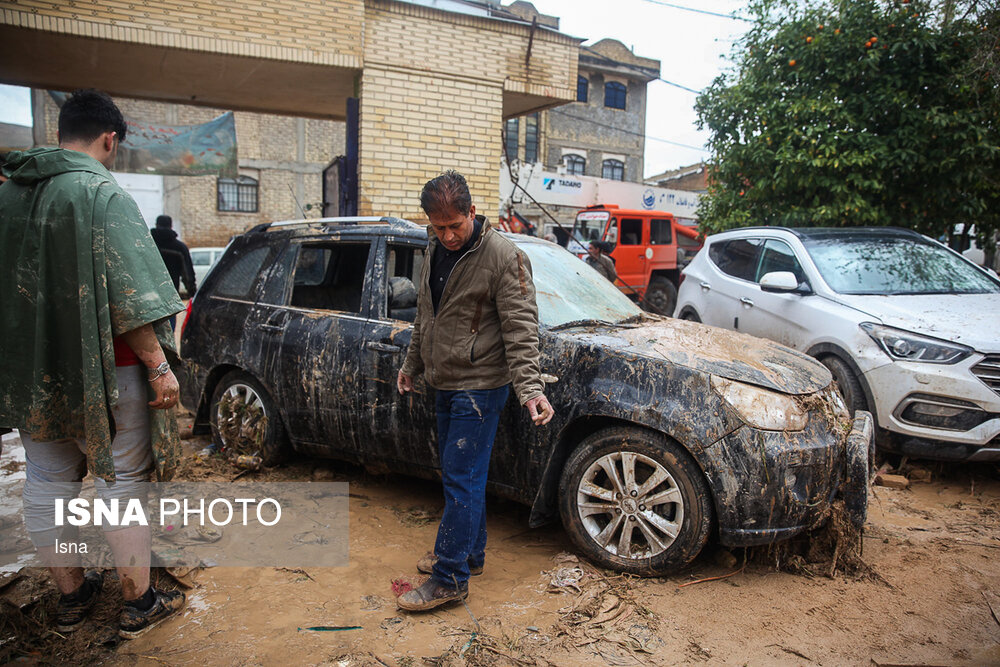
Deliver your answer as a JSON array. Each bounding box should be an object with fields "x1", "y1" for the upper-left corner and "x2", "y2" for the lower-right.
[{"x1": 148, "y1": 361, "x2": 171, "y2": 382}]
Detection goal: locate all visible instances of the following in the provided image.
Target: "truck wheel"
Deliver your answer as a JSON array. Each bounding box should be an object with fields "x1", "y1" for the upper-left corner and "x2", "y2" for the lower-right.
[
  {"x1": 642, "y1": 277, "x2": 677, "y2": 317},
  {"x1": 210, "y1": 370, "x2": 287, "y2": 465},
  {"x1": 558, "y1": 427, "x2": 712, "y2": 575}
]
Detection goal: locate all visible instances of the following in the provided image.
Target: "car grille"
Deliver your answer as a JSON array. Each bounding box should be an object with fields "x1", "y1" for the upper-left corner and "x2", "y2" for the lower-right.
[{"x1": 972, "y1": 355, "x2": 1000, "y2": 396}]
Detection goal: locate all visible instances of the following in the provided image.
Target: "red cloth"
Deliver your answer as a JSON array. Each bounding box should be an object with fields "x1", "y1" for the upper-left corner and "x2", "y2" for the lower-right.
[{"x1": 112, "y1": 336, "x2": 141, "y2": 367}]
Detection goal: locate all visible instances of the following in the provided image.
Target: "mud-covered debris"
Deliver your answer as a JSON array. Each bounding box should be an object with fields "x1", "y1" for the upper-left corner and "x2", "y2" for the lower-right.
[
  {"x1": 360, "y1": 594, "x2": 386, "y2": 611},
  {"x1": 216, "y1": 391, "x2": 269, "y2": 455},
  {"x1": 542, "y1": 566, "x2": 586, "y2": 593},
  {"x1": 391, "y1": 506, "x2": 438, "y2": 526},
  {"x1": 875, "y1": 473, "x2": 910, "y2": 490}
]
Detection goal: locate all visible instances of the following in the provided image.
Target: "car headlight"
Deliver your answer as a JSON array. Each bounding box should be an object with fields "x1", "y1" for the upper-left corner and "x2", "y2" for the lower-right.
[
  {"x1": 710, "y1": 376, "x2": 807, "y2": 431},
  {"x1": 860, "y1": 323, "x2": 972, "y2": 364}
]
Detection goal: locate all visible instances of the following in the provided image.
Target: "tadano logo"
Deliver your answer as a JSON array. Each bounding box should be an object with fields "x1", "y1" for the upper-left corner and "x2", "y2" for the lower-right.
[{"x1": 544, "y1": 178, "x2": 554, "y2": 190}]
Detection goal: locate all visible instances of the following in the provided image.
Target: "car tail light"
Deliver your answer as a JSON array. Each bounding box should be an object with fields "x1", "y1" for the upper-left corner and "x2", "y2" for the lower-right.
[{"x1": 179, "y1": 300, "x2": 193, "y2": 340}]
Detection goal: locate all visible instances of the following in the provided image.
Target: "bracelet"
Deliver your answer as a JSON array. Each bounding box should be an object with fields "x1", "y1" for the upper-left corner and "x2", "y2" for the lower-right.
[{"x1": 148, "y1": 361, "x2": 171, "y2": 382}]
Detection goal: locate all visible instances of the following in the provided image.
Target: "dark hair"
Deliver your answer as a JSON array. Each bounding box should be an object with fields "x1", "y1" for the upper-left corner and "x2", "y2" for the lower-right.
[
  {"x1": 156, "y1": 215, "x2": 172, "y2": 228},
  {"x1": 420, "y1": 170, "x2": 472, "y2": 218},
  {"x1": 58, "y1": 89, "x2": 128, "y2": 145}
]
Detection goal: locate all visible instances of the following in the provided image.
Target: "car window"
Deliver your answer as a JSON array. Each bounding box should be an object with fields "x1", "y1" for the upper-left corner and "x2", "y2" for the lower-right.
[
  {"x1": 620, "y1": 218, "x2": 642, "y2": 245},
  {"x1": 258, "y1": 242, "x2": 296, "y2": 306},
  {"x1": 802, "y1": 236, "x2": 1000, "y2": 295},
  {"x1": 518, "y1": 242, "x2": 641, "y2": 326},
  {"x1": 385, "y1": 244, "x2": 424, "y2": 322},
  {"x1": 650, "y1": 219, "x2": 673, "y2": 245},
  {"x1": 709, "y1": 238, "x2": 762, "y2": 281},
  {"x1": 212, "y1": 246, "x2": 270, "y2": 299},
  {"x1": 756, "y1": 239, "x2": 805, "y2": 283},
  {"x1": 290, "y1": 242, "x2": 371, "y2": 312}
]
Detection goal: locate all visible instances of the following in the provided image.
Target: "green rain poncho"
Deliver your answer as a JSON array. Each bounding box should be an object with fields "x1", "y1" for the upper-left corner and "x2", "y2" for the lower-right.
[{"x1": 0, "y1": 147, "x2": 185, "y2": 482}]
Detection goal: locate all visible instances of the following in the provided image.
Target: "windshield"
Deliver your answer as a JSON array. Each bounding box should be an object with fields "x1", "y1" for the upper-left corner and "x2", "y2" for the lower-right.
[
  {"x1": 802, "y1": 236, "x2": 1000, "y2": 295},
  {"x1": 518, "y1": 241, "x2": 642, "y2": 327}
]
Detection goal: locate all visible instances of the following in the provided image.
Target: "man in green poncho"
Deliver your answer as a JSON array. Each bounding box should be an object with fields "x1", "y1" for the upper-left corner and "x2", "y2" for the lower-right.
[{"x1": 0, "y1": 90, "x2": 186, "y2": 639}]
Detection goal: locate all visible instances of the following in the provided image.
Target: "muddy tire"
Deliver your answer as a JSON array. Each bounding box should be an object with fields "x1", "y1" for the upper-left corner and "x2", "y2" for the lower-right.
[
  {"x1": 558, "y1": 427, "x2": 712, "y2": 575},
  {"x1": 641, "y1": 277, "x2": 677, "y2": 317},
  {"x1": 210, "y1": 371, "x2": 287, "y2": 465},
  {"x1": 821, "y1": 356, "x2": 867, "y2": 416}
]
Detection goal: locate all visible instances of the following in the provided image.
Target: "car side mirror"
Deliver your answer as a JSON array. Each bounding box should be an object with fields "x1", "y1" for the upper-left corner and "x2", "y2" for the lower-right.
[{"x1": 760, "y1": 271, "x2": 812, "y2": 294}]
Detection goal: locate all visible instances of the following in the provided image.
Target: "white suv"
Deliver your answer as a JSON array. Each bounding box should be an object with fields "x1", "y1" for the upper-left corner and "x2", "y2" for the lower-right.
[{"x1": 674, "y1": 227, "x2": 1000, "y2": 461}]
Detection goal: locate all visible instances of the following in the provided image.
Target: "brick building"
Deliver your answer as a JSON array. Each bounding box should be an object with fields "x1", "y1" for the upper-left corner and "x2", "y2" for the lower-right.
[
  {"x1": 645, "y1": 161, "x2": 708, "y2": 193},
  {"x1": 497, "y1": 5, "x2": 660, "y2": 228},
  {"x1": 1, "y1": 0, "x2": 580, "y2": 230}
]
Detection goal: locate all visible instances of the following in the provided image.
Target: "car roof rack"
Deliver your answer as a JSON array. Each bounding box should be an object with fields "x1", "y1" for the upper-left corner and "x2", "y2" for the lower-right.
[{"x1": 247, "y1": 216, "x2": 423, "y2": 234}]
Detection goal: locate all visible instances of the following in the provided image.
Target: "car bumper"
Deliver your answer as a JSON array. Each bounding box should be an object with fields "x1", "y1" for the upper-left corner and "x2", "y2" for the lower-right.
[
  {"x1": 700, "y1": 407, "x2": 870, "y2": 547},
  {"x1": 862, "y1": 357, "x2": 1000, "y2": 457}
]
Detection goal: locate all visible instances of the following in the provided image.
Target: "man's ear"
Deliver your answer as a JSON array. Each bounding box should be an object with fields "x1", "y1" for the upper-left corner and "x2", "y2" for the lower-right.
[{"x1": 102, "y1": 132, "x2": 116, "y2": 152}]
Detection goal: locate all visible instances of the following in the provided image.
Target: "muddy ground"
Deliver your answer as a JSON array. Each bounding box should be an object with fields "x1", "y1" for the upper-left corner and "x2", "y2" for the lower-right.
[{"x1": 2, "y1": 419, "x2": 999, "y2": 666}]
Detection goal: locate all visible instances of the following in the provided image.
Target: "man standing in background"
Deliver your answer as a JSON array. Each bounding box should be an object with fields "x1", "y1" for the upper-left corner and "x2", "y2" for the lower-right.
[{"x1": 151, "y1": 214, "x2": 197, "y2": 329}]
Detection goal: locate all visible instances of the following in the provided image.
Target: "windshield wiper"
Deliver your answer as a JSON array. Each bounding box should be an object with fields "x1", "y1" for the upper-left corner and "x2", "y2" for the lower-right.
[{"x1": 548, "y1": 319, "x2": 617, "y2": 332}]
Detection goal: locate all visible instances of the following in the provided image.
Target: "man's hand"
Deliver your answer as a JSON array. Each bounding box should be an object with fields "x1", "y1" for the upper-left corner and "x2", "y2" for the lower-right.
[
  {"x1": 397, "y1": 371, "x2": 413, "y2": 395},
  {"x1": 525, "y1": 394, "x2": 554, "y2": 426},
  {"x1": 149, "y1": 370, "x2": 180, "y2": 409}
]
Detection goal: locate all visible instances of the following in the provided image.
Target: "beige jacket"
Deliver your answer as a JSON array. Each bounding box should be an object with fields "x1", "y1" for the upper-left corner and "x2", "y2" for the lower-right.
[{"x1": 401, "y1": 219, "x2": 544, "y2": 405}]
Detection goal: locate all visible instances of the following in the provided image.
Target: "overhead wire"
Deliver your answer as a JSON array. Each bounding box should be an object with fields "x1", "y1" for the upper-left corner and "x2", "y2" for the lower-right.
[
  {"x1": 636, "y1": 0, "x2": 751, "y2": 22},
  {"x1": 548, "y1": 109, "x2": 707, "y2": 153}
]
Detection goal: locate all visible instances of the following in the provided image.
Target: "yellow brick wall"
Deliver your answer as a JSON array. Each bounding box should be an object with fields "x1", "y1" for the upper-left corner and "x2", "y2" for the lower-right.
[
  {"x1": 0, "y1": 0, "x2": 363, "y2": 66},
  {"x1": 359, "y1": 1, "x2": 577, "y2": 221},
  {"x1": 358, "y1": 65, "x2": 501, "y2": 222},
  {"x1": 365, "y1": 0, "x2": 576, "y2": 100}
]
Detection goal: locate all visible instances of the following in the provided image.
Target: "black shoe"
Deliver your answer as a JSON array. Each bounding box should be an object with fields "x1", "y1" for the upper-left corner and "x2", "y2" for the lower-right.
[
  {"x1": 119, "y1": 587, "x2": 186, "y2": 639},
  {"x1": 56, "y1": 570, "x2": 104, "y2": 632}
]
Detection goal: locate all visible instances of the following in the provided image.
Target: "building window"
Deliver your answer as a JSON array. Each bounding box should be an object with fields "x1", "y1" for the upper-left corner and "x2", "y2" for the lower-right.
[
  {"x1": 524, "y1": 114, "x2": 539, "y2": 163},
  {"x1": 504, "y1": 117, "x2": 519, "y2": 161},
  {"x1": 604, "y1": 81, "x2": 626, "y2": 110},
  {"x1": 577, "y1": 75, "x2": 589, "y2": 102},
  {"x1": 565, "y1": 154, "x2": 585, "y2": 175},
  {"x1": 602, "y1": 159, "x2": 624, "y2": 181},
  {"x1": 218, "y1": 175, "x2": 259, "y2": 212}
]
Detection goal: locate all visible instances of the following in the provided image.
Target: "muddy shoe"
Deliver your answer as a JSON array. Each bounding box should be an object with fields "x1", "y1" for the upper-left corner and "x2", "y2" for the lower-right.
[
  {"x1": 56, "y1": 569, "x2": 104, "y2": 632},
  {"x1": 119, "y1": 587, "x2": 186, "y2": 639},
  {"x1": 416, "y1": 552, "x2": 483, "y2": 576},
  {"x1": 397, "y1": 578, "x2": 468, "y2": 612}
]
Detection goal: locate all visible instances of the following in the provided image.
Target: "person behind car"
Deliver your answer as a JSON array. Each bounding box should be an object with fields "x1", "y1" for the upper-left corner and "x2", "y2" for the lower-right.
[
  {"x1": 150, "y1": 214, "x2": 196, "y2": 328},
  {"x1": 586, "y1": 240, "x2": 618, "y2": 283},
  {"x1": 0, "y1": 89, "x2": 186, "y2": 639},
  {"x1": 396, "y1": 170, "x2": 554, "y2": 612}
]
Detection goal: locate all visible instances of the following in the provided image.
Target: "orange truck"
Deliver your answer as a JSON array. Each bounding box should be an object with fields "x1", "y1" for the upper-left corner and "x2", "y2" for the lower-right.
[{"x1": 570, "y1": 204, "x2": 702, "y2": 316}]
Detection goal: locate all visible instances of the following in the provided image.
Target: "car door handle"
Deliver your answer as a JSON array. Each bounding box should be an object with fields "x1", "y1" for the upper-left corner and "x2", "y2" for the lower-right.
[
  {"x1": 257, "y1": 323, "x2": 283, "y2": 333},
  {"x1": 366, "y1": 341, "x2": 402, "y2": 353},
  {"x1": 699, "y1": 282, "x2": 711, "y2": 291},
  {"x1": 740, "y1": 297, "x2": 755, "y2": 307}
]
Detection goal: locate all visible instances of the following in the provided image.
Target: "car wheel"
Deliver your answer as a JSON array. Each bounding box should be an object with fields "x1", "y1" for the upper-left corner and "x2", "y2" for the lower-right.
[
  {"x1": 641, "y1": 277, "x2": 677, "y2": 317},
  {"x1": 820, "y1": 356, "x2": 867, "y2": 416},
  {"x1": 680, "y1": 309, "x2": 701, "y2": 323},
  {"x1": 558, "y1": 427, "x2": 712, "y2": 575},
  {"x1": 210, "y1": 370, "x2": 287, "y2": 465}
]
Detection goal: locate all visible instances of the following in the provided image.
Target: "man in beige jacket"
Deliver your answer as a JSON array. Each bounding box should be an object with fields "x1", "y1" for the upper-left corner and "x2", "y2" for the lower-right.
[{"x1": 397, "y1": 170, "x2": 554, "y2": 611}]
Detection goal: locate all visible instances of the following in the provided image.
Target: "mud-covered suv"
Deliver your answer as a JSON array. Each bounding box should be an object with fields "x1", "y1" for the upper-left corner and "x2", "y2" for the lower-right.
[{"x1": 179, "y1": 216, "x2": 872, "y2": 575}]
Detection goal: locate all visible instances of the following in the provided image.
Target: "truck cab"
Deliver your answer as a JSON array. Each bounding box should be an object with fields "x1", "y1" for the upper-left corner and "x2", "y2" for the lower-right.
[{"x1": 571, "y1": 204, "x2": 702, "y2": 315}]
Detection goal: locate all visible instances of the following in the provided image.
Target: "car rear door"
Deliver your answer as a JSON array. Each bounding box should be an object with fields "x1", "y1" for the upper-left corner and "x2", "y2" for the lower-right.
[
  {"x1": 274, "y1": 238, "x2": 374, "y2": 453},
  {"x1": 698, "y1": 237, "x2": 763, "y2": 330}
]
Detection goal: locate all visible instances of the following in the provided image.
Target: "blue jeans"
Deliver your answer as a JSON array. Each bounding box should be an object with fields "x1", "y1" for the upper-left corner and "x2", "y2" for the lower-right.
[{"x1": 431, "y1": 385, "x2": 510, "y2": 588}]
